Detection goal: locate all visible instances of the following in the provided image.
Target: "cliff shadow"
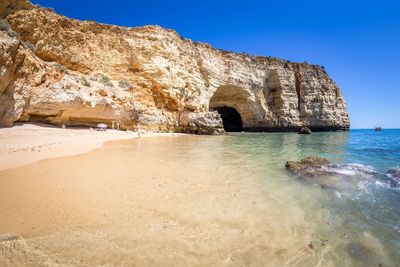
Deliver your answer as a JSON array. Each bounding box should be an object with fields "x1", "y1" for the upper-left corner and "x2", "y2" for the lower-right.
[{"x1": 213, "y1": 106, "x2": 243, "y2": 132}]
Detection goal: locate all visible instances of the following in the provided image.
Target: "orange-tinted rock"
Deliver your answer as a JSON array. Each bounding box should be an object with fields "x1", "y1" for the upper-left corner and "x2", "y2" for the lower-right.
[{"x1": 0, "y1": 1, "x2": 350, "y2": 133}]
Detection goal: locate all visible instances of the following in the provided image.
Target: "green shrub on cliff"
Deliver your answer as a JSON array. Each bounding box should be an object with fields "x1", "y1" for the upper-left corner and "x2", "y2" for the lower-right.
[
  {"x1": 24, "y1": 41, "x2": 36, "y2": 53},
  {"x1": 7, "y1": 30, "x2": 19, "y2": 38},
  {"x1": 118, "y1": 79, "x2": 132, "y2": 89},
  {"x1": 80, "y1": 76, "x2": 90, "y2": 87},
  {"x1": 53, "y1": 63, "x2": 68, "y2": 73},
  {"x1": 96, "y1": 73, "x2": 113, "y2": 87},
  {"x1": 0, "y1": 19, "x2": 11, "y2": 31}
]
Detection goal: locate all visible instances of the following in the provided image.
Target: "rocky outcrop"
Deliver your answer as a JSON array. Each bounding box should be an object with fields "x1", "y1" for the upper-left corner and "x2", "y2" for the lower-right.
[
  {"x1": 285, "y1": 159, "x2": 399, "y2": 191},
  {"x1": 285, "y1": 157, "x2": 331, "y2": 177},
  {"x1": 0, "y1": 0, "x2": 350, "y2": 133},
  {"x1": 0, "y1": 0, "x2": 33, "y2": 18},
  {"x1": 179, "y1": 111, "x2": 225, "y2": 135},
  {"x1": 298, "y1": 127, "x2": 313, "y2": 134},
  {"x1": 385, "y1": 168, "x2": 400, "y2": 187}
]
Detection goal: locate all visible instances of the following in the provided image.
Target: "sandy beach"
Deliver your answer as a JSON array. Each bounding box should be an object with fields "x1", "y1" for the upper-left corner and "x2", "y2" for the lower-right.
[
  {"x1": 0, "y1": 129, "x2": 398, "y2": 266},
  {"x1": 1, "y1": 0, "x2": 399, "y2": 265},
  {"x1": 0, "y1": 130, "x2": 319, "y2": 266},
  {"x1": 0, "y1": 123, "x2": 182, "y2": 171}
]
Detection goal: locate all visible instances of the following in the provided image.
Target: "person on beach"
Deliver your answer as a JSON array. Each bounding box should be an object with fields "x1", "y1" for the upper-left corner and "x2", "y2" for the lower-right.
[{"x1": 137, "y1": 122, "x2": 141, "y2": 138}]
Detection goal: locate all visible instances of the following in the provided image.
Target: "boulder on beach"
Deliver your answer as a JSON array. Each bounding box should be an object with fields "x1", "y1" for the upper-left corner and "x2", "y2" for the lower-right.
[
  {"x1": 285, "y1": 157, "x2": 330, "y2": 177},
  {"x1": 298, "y1": 127, "x2": 313, "y2": 134}
]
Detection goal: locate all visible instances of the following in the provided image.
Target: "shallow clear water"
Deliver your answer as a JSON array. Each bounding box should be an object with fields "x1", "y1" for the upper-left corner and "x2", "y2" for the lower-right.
[
  {"x1": 223, "y1": 129, "x2": 400, "y2": 264},
  {"x1": 132, "y1": 129, "x2": 400, "y2": 265},
  {"x1": 1, "y1": 129, "x2": 399, "y2": 266}
]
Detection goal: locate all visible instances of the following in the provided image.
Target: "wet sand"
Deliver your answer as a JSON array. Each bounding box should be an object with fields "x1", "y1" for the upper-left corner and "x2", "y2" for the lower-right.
[{"x1": 0, "y1": 136, "x2": 322, "y2": 266}]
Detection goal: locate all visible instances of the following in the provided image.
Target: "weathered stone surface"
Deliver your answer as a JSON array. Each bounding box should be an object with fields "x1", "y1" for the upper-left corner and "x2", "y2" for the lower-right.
[
  {"x1": 0, "y1": 0, "x2": 34, "y2": 18},
  {"x1": 298, "y1": 127, "x2": 312, "y2": 134},
  {"x1": 285, "y1": 157, "x2": 331, "y2": 177},
  {"x1": 180, "y1": 111, "x2": 225, "y2": 135},
  {"x1": 0, "y1": 0, "x2": 350, "y2": 133}
]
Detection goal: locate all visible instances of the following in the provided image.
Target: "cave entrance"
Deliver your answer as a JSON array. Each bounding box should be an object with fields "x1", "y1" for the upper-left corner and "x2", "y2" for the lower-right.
[
  {"x1": 213, "y1": 106, "x2": 243, "y2": 132},
  {"x1": 209, "y1": 85, "x2": 258, "y2": 132}
]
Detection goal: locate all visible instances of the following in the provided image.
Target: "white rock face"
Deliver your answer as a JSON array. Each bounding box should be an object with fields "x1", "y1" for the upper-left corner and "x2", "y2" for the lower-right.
[{"x1": 0, "y1": 1, "x2": 350, "y2": 133}]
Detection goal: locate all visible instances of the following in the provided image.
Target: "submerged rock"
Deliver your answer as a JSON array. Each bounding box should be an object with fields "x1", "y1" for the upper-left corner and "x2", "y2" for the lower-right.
[
  {"x1": 286, "y1": 159, "x2": 386, "y2": 191},
  {"x1": 385, "y1": 167, "x2": 400, "y2": 187},
  {"x1": 285, "y1": 158, "x2": 379, "y2": 181},
  {"x1": 344, "y1": 233, "x2": 388, "y2": 267},
  {"x1": 285, "y1": 157, "x2": 330, "y2": 177},
  {"x1": 345, "y1": 242, "x2": 370, "y2": 260},
  {"x1": 298, "y1": 127, "x2": 313, "y2": 134}
]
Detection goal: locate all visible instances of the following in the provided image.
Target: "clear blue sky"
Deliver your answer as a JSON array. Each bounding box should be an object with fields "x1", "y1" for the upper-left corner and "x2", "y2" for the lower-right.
[{"x1": 31, "y1": 0, "x2": 400, "y2": 128}]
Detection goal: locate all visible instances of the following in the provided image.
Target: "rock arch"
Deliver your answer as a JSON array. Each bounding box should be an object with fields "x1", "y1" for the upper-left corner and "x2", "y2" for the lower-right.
[{"x1": 209, "y1": 85, "x2": 258, "y2": 131}]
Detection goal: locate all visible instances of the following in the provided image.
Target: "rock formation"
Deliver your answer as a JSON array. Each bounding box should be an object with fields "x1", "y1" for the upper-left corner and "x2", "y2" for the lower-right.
[
  {"x1": 298, "y1": 126, "x2": 313, "y2": 134},
  {"x1": 285, "y1": 158, "x2": 398, "y2": 192},
  {"x1": 0, "y1": 0, "x2": 350, "y2": 134},
  {"x1": 386, "y1": 168, "x2": 400, "y2": 187},
  {"x1": 285, "y1": 157, "x2": 331, "y2": 177}
]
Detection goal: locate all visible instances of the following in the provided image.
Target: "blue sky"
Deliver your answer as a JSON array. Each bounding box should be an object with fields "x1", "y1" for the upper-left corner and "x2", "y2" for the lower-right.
[{"x1": 31, "y1": 0, "x2": 400, "y2": 128}]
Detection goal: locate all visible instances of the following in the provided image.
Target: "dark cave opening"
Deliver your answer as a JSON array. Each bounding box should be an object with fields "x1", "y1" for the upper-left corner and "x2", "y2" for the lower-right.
[{"x1": 213, "y1": 106, "x2": 243, "y2": 132}]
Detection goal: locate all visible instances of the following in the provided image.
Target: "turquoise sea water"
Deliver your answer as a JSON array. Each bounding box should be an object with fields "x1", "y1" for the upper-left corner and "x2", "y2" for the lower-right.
[
  {"x1": 223, "y1": 129, "x2": 400, "y2": 265},
  {"x1": 228, "y1": 129, "x2": 400, "y2": 171},
  {"x1": 127, "y1": 129, "x2": 400, "y2": 265}
]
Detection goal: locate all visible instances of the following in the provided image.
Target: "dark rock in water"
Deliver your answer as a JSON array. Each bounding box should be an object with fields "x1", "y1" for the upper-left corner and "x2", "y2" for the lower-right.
[
  {"x1": 298, "y1": 127, "x2": 313, "y2": 134},
  {"x1": 286, "y1": 158, "x2": 384, "y2": 191},
  {"x1": 344, "y1": 241, "x2": 385, "y2": 266},
  {"x1": 385, "y1": 167, "x2": 400, "y2": 187},
  {"x1": 285, "y1": 157, "x2": 330, "y2": 177},
  {"x1": 345, "y1": 242, "x2": 369, "y2": 259}
]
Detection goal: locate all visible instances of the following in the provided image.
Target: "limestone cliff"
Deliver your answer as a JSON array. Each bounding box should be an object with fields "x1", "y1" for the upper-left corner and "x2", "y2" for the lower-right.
[{"x1": 0, "y1": 1, "x2": 350, "y2": 133}]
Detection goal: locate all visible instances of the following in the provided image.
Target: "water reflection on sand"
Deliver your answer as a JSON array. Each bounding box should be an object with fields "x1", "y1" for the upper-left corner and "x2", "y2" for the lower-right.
[{"x1": 0, "y1": 131, "x2": 399, "y2": 266}]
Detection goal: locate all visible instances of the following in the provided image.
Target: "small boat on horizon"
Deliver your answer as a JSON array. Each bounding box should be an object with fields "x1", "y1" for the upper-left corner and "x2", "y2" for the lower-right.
[{"x1": 375, "y1": 127, "x2": 382, "y2": 131}]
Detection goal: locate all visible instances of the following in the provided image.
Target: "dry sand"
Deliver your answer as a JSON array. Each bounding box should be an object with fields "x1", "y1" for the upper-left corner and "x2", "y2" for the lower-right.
[{"x1": 0, "y1": 123, "x2": 182, "y2": 171}]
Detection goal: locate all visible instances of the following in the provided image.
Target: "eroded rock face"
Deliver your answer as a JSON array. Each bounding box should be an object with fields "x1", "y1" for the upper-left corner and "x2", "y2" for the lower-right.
[
  {"x1": 179, "y1": 111, "x2": 225, "y2": 135},
  {"x1": 0, "y1": 1, "x2": 350, "y2": 133}
]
